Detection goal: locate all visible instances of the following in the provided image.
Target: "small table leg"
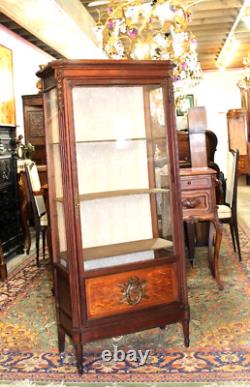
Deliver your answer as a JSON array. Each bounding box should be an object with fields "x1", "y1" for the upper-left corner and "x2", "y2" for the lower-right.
[
  {"x1": 185, "y1": 221, "x2": 196, "y2": 266},
  {"x1": 208, "y1": 218, "x2": 223, "y2": 290}
]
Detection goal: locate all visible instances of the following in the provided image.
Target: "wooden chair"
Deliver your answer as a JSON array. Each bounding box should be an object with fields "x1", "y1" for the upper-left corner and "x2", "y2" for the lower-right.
[
  {"x1": 25, "y1": 162, "x2": 48, "y2": 266},
  {"x1": 217, "y1": 149, "x2": 242, "y2": 261}
]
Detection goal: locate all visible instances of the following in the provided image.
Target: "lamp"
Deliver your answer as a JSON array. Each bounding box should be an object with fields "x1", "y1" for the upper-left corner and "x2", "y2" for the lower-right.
[{"x1": 92, "y1": 0, "x2": 202, "y2": 90}]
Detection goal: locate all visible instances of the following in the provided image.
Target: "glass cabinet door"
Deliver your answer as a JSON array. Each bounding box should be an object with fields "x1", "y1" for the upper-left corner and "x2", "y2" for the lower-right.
[
  {"x1": 71, "y1": 84, "x2": 174, "y2": 271},
  {"x1": 44, "y1": 88, "x2": 67, "y2": 265}
]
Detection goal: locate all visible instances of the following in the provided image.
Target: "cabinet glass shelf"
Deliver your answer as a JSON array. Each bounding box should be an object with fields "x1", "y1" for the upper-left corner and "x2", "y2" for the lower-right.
[
  {"x1": 50, "y1": 137, "x2": 166, "y2": 145},
  {"x1": 66, "y1": 237, "x2": 172, "y2": 260},
  {"x1": 56, "y1": 188, "x2": 169, "y2": 202},
  {"x1": 59, "y1": 237, "x2": 173, "y2": 268}
]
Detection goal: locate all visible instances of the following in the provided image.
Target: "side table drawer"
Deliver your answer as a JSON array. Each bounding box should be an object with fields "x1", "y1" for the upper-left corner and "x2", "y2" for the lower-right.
[
  {"x1": 181, "y1": 190, "x2": 211, "y2": 215},
  {"x1": 85, "y1": 263, "x2": 178, "y2": 319},
  {"x1": 180, "y1": 176, "x2": 211, "y2": 190}
]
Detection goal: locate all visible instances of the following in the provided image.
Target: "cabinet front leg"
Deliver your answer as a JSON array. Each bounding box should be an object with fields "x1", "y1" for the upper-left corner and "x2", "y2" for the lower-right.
[
  {"x1": 75, "y1": 342, "x2": 84, "y2": 375},
  {"x1": 58, "y1": 325, "x2": 66, "y2": 353}
]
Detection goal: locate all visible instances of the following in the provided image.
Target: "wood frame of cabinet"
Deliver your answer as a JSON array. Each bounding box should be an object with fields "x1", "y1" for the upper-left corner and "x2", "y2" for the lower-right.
[{"x1": 37, "y1": 60, "x2": 189, "y2": 374}]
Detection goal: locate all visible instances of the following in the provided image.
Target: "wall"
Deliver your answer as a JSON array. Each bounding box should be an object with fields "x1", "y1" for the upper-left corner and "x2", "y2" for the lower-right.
[
  {"x1": 193, "y1": 68, "x2": 246, "y2": 174},
  {"x1": 0, "y1": 24, "x2": 53, "y2": 136}
]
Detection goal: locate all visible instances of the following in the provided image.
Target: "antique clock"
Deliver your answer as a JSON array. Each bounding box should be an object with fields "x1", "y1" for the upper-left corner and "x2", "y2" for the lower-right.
[{"x1": 37, "y1": 60, "x2": 189, "y2": 373}]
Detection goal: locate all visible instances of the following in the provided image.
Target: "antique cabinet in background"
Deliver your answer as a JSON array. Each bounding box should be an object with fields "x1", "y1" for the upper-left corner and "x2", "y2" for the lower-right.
[
  {"x1": 22, "y1": 94, "x2": 47, "y2": 185},
  {"x1": 0, "y1": 124, "x2": 23, "y2": 280},
  {"x1": 38, "y1": 60, "x2": 189, "y2": 373},
  {"x1": 227, "y1": 108, "x2": 250, "y2": 184}
]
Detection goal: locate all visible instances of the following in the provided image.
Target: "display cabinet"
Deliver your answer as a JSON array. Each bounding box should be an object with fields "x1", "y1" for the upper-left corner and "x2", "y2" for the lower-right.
[{"x1": 37, "y1": 60, "x2": 189, "y2": 373}]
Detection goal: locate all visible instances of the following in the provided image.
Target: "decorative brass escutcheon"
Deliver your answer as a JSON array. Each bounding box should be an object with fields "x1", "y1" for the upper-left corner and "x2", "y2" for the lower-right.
[{"x1": 119, "y1": 276, "x2": 148, "y2": 305}]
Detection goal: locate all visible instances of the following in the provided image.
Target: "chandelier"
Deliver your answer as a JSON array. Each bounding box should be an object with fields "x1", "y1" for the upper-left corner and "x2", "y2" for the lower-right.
[
  {"x1": 92, "y1": 0, "x2": 202, "y2": 90},
  {"x1": 237, "y1": 53, "x2": 250, "y2": 90}
]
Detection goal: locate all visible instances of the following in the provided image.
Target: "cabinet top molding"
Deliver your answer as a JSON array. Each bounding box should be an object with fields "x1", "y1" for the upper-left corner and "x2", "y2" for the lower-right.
[{"x1": 36, "y1": 59, "x2": 174, "y2": 80}]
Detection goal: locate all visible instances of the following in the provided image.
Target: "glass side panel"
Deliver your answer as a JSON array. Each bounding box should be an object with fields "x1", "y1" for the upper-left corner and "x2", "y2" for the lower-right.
[
  {"x1": 44, "y1": 88, "x2": 67, "y2": 263},
  {"x1": 150, "y1": 88, "x2": 173, "y2": 242},
  {"x1": 45, "y1": 88, "x2": 60, "y2": 144},
  {"x1": 69, "y1": 85, "x2": 173, "y2": 271}
]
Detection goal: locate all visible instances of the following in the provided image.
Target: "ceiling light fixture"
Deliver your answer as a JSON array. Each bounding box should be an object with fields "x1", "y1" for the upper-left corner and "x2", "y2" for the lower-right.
[
  {"x1": 92, "y1": 0, "x2": 202, "y2": 92},
  {"x1": 216, "y1": 35, "x2": 239, "y2": 69},
  {"x1": 216, "y1": 0, "x2": 250, "y2": 69}
]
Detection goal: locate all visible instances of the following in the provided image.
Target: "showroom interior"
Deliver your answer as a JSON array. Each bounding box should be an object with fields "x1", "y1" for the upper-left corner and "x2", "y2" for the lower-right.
[{"x1": 0, "y1": 0, "x2": 249, "y2": 386}]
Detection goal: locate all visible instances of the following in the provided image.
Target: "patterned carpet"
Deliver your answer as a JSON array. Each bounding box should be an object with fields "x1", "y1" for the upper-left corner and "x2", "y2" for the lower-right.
[{"x1": 0, "y1": 226, "x2": 249, "y2": 385}]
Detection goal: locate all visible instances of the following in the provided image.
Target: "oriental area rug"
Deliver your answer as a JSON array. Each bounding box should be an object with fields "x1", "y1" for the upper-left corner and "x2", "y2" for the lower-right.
[{"x1": 0, "y1": 227, "x2": 249, "y2": 386}]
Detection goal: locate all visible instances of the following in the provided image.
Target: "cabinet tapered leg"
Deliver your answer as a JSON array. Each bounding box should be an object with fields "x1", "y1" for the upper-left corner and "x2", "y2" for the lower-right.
[
  {"x1": 75, "y1": 343, "x2": 84, "y2": 375},
  {"x1": 58, "y1": 325, "x2": 66, "y2": 353}
]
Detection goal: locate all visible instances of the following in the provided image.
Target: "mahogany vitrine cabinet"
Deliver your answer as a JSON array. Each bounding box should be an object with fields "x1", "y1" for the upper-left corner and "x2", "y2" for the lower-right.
[{"x1": 37, "y1": 60, "x2": 189, "y2": 373}]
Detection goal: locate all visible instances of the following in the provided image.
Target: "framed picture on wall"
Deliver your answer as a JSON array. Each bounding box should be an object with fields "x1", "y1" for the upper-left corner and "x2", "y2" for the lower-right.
[
  {"x1": 176, "y1": 94, "x2": 194, "y2": 116},
  {"x1": 0, "y1": 44, "x2": 16, "y2": 125}
]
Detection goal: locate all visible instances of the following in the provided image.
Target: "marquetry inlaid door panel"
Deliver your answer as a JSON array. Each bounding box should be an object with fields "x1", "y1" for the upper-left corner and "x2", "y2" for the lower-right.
[{"x1": 85, "y1": 263, "x2": 178, "y2": 319}]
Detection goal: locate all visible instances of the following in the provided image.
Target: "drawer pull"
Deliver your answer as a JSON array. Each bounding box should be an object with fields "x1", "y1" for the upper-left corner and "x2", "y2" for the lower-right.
[
  {"x1": 182, "y1": 197, "x2": 201, "y2": 209},
  {"x1": 119, "y1": 276, "x2": 148, "y2": 305}
]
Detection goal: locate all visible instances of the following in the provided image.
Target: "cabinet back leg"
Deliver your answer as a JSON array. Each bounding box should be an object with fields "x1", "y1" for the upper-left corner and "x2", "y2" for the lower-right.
[{"x1": 75, "y1": 343, "x2": 84, "y2": 375}]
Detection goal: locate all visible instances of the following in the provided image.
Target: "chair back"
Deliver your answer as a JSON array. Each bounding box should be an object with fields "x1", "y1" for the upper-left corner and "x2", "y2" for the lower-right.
[
  {"x1": 225, "y1": 149, "x2": 239, "y2": 210},
  {"x1": 25, "y1": 162, "x2": 46, "y2": 219}
]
